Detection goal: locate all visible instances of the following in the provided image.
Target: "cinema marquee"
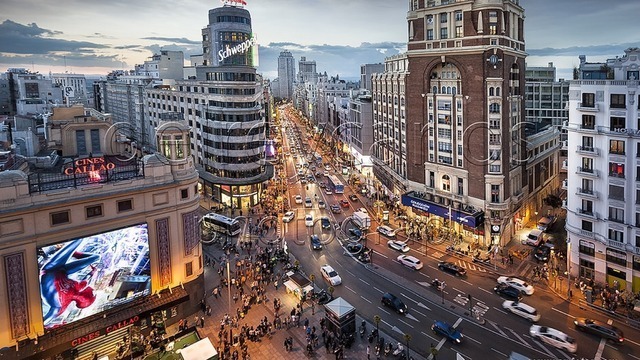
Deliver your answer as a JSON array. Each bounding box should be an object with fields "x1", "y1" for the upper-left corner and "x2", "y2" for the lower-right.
[{"x1": 64, "y1": 157, "x2": 116, "y2": 176}]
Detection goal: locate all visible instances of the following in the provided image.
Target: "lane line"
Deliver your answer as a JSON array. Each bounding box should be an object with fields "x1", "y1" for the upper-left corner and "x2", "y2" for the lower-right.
[
  {"x1": 452, "y1": 287, "x2": 465, "y2": 294},
  {"x1": 400, "y1": 292, "x2": 420, "y2": 305},
  {"x1": 359, "y1": 278, "x2": 370, "y2": 285},
  {"x1": 373, "y1": 286, "x2": 384, "y2": 294},
  {"x1": 411, "y1": 308, "x2": 427, "y2": 318},
  {"x1": 531, "y1": 339, "x2": 557, "y2": 358},
  {"x1": 377, "y1": 307, "x2": 390, "y2": 315},
  {"x1": 398, "y1": 319, "x2": 414, "y2": 328},
  {"x1": 453, "y1": 317, "x2": 463, "y2": 328},
  {"x1": 455, "y1": 351, "x2": 471, "y2": 360},
  {"x1": 461, "y1": 279, "x2": 473, "y2": 286},
  {"x1": 360, "y1": 296, "x2": 372, "y2": 303},
  {"x1": 373, "y1": 251, "x2": 388, "y2": 259},
  {"x1": 487, "y1": 320, "x2": 507, "y2": 337},
  {"x1": 464, "y1": 334, "x2": 481, "y2": 345},
  {"x1": 421, "y1": 331, "x2": 439, "y2": 342},
  {"x1": 594, "y1": 337, "x2": 606, "y2": 360},
  {"x1": 343, "y1": 286, "x2": 357, "y2": 294},
  {"x1": 506, "y1": 328, "x2": 531, "y2": 347},
  {"x1": 428, "y1": 265, "x2": 439, "y2": 271},
  {"x1": 627, "y1": 354, "x2": 640, "y2": 360},
  {"x1": 493, "y1": 306, "x2": 509, "y2": 315},
  {"x1": 491, "y1": 348, "x2": 508, "y2": 358},
  {"x1": 551, "y1": 307, "x2": 575, "y2": 319},
  {"x1": 381, "y1": 319, "x2": 392, "y2": 327},
  {"x1": 479, "y1": 287, "x2": 493, "y2": 295}
]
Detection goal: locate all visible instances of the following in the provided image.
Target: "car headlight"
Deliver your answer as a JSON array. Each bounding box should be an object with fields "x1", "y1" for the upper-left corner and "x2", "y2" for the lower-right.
[
  {"x1": 573, "y1": 320, "x2": 578, "y2": 326},
  {"x1": 455, "y1": 339, "x2": 461, "y2": 343}
]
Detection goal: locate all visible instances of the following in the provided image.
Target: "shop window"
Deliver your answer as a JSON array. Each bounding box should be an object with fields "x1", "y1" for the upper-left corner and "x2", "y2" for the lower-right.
[{"x1": 579, "y1": 240, "x2": 595, "y2": 256}]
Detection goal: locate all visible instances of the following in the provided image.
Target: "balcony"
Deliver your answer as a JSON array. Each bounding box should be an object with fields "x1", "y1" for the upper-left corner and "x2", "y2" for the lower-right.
[
  {"x1": 562, "y1": 179, "x2": 567, "y2": 190},
  {"x1": 577, "y1": 124, "x2": 597, "y2": 133},
  {"x1": 576, "y1": 188, "x2": 598, "y2": 198},
  {"x1": 579, "y1": 229, "x2": 595, "y2": 238},
  {"x1": 562, "y1": 199, "x2": 567, "y2": 209},
  {"x1": 561, "y1": 140, "x2": 568, "y2": 150},
  {"x1": 577, "y1": 102, "x2": 599, "y2": 112},
  {"x1": 576, "y1": 208, "x2": 598, "y2": 219},
  {"x1": 577, "y1": 167, "x2": 599, "y2": 177},
  {"x1": 576, "y1": 145, "x2": 599, "y2": 156}
]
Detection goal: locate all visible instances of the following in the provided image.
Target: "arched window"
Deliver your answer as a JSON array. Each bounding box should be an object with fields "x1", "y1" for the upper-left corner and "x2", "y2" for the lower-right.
[
  {"x1": 496, "y1": 87, "x2": 500, "y2": 96},
  {"x1": 433, "y1": 86, "x2": 438, "y2": 94},
  {"x1": 452, "y1": 87, "x2": 457, "y2": 95},
  {"x1": 447, "y1": 86, "x2": 452, "y2": 94},
  {"x1": 442, "y1": 175, "x2": 451, "y2": 191},
  {"x1": 441, "y1": 86, "x2": 446, "y2": 93},
  {"x1": 489, "y1": 87, "x2": 495, "y2": 96}
]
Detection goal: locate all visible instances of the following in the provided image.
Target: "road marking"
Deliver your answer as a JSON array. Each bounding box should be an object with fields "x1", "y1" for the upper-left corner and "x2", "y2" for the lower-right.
[
  {"x1": 360, "y1": 296, "x2": 372, "y2": 303},
  {"x1": 493, "y1": 306, "x2": 508, "y2": 315},
  {"x1": 381, "y1": 319, "x2": 392, "y2": 327},
  {"x1": 417, "y1": 302, "x2": 432, "y2": 311},
  {"x1": 594, "y1": 337, "x2": 607, "y2": 360},
  {"x1": 419, "y1": 272, "x2": 430, "y2": 278},
  {"x1": 377, "y1": 307, "x2": 390, "y2": 315},
  {"x1": 487, "y1": 320, "x2": 507, "y2": 337},
  {"x1": 452, "y1": 287, "x2": 465, "y2": 295},
  {"x1": 491, "y1": 348, "x2": 508, "y2": 358},
  {"x1": 420, "y1": 331, "x2": 439, "y2": 342},
  {"x1": 373, "y1": 251, "x2": 388, "y2": 258},
  {"x1": 625, "y1": 338, "x2": 640, "y2": 347},
  {"x1": 479, "y1": 287, "x2": 493, "y2": 295},
  {"x1": 343, "y1": 286, "x2": 357, "y2": 293},
  {"x1": 455, "y1": 351, "x2": 471, "y2": 360},
  {"x1": 401, "y1": 292, "x2": 419, "y2": 304},
  {"x1": 405, "y1": 314, "x2": 419, "y2": 322},
  {"x1": 428, "y1": 265, "x2": 439, "y2": 271},
  {"x1": 398, "y1": 319, "x2": 414, "y2": 328},
  {"x1": 627, "y1": 354, "x2": 640, "y2": 360},
  {"x1": 411, "y1": 308, "x2": 427, "y2": 317},
  {"x1": 531, "y1": 339, "x2": 556, "y2": 358},
  {"x1": 359, "y1": 278, "x2": 370, "y2": 285},
  {"x1": 506, "y1": 328, "x2": 530, "y2": 347},
  {"x1": 344, "y1": 269, "x2": 354, "y2": 276},
  {"x1": 461, "y1": 279, "x2": 473, "y2": 286},
  {"x1": 453, "y1": 317, "x2": 463, "y2": 328},
  {"x1": 551, "y1": 307, "x2": 575, "y2": 319},
  {"x1": 373, "y1": 287, "x2": 385, "y2": 294}
]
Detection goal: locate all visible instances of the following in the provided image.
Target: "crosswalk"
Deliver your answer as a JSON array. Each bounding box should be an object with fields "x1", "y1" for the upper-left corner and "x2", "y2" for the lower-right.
[{"x1": 485, "y1": 320, "x2": 573, "y2": 360}]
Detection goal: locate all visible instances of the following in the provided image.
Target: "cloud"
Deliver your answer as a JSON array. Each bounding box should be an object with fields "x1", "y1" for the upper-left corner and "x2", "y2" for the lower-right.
[
  {"x1": 0, "y1": 20, "x2": 106, "y2": 55},
  {"x1": 141, "y1": 36, "x2": 200, "y2": 45},
  {"x1": 114, "y1": 45, "x2": 142, "y2": 50},
  {"x1": 528, "y1": 42, "x2": 640, "y2": 57}
]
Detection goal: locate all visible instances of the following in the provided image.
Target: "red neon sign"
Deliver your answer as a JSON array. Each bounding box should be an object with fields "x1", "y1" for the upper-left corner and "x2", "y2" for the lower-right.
[{"x1": 64, "y1": 157, "x2": 116, "y2": 176}]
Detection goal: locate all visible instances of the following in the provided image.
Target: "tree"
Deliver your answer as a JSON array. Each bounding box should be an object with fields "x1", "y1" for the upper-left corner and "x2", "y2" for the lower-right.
[{"x1": 543, "y1": 194, "x2": 563, "y2": 211}]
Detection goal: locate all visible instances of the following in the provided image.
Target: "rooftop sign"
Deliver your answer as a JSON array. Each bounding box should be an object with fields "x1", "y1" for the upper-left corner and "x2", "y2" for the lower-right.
[
  {"x1": 218, "y1": 35, "x2": 257, "y2": 62},
  {"x1": 221, "y1": 0, "x2": 247, "y2": 6}
]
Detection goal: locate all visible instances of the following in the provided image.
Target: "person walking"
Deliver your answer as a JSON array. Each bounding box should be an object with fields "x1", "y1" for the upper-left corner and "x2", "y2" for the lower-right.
[
  {"x1": 367, "y1": 345, "x2": 370, "y2": 359},
  {"x1": 200, "y1": 316, "x2": 205, "y2": 328}
]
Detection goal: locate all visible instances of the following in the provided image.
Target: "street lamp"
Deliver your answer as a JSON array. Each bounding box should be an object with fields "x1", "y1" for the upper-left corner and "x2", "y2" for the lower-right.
[
  {"x1": 373, "y1": 315, "x2": 381, "y2": 341},
  {"x1": 534, "y1": 211, "x2": 539, "y2": 223},
  {"x1": 403, "y1": 333, "x2": 412, "y2": 360}
]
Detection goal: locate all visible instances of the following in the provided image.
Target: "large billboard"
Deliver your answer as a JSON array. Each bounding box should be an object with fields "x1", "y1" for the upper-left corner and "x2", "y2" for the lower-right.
[{"x1": 37, "y1": 223, "x2": 151, "y2": 330}]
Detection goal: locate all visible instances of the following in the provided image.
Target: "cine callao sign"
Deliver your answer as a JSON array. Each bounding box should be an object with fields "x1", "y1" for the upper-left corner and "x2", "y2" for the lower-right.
[
  {"x1": 64, "y1": 157, "x2": 116, "y2": 175},
  {"x1": 218, "y1": 36, "x2": 257, "y2": 62}
]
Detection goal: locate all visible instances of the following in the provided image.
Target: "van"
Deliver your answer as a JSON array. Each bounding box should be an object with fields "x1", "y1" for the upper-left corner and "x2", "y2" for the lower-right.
[
  {"x1": 524, "y1": 229, "x2": 544, "y2": 246},
  {"x1": 502, "y1": 300, "x2": 540, "y2": 322}
]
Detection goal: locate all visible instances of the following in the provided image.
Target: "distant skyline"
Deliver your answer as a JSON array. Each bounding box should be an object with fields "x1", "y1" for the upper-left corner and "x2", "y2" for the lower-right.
[{"x1": 1, "y1": 0, "x2": 639, "y2": 81}]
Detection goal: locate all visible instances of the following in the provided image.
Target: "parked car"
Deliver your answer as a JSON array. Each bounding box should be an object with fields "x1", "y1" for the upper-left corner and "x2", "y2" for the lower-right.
[
  {"x1": 494, "y1": 283, "x2": 523, "y2": 301},
  {"x1": 497, "y1": 276, "x2": 534, "y2": 295},
  {"x1": 529, "y1": 325, "x2": 577, "y2": 353},
  {"x1": 573, "y1": 318, "x2": 624, "y2": 343},
  {"x1": 431, "y1": 321, "x2": 463, "y2": 344},
  {"x1": 537, "y1": 216, "x2": 556, "y2": 232},
  {"x1": 320, "y1": 264, "x2": 342, "y2": 285},
  {"x1": 349, "y1": 194, "x2": 358, "y2": 201},
  {"x1": 305, "y1": 214, "x2": 314, "y2": 227},
  {"x1": 349, "y1": 228, "x2": 363, "y2": 238},
  {"x1": 397, "y1": 255, "x2": 423, "y2": 270},
  {"x1": 377, "y1": 225, "x2": 396, "y2": 238},
  {"x1": 325, "y1": 188, "x2": 333, "y2": 195},
  {"x1": 524, "y1": 229, "x2": 544, "y2": 246},
  {"x1": 502, "y1": 301, "x2": 540, "y2": 322},
  {"x1": 310, "y1": 235, "x2": 322, "y2": 250},
  {"x1": 387, "y1": 240, "x2": 410, "y2": 253},
  {"x1": 357, "y1": 207, "x2": 368, "y2": 213},
  {"x1": 533, "y1": 245, "x2": 551, "y2": 262},
  {"x1": 305, "y1": 197, "x2": 313, "y2": 208},
  {"x1": 438, "y1": 261, "x2": 467, "y2": 277},
  {"x1": 381, "y1": 293, "x2": 407, "y2": 314},
  {"x1": 282, "y1": 211, "x2": 295, "y2": 223}
]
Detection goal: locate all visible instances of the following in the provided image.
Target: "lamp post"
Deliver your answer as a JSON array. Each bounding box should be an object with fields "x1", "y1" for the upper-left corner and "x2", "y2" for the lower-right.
[
  {"x1": 373, "y1": 315, "x2": 381, "y2": 341},
  {"x1": 534, "y1": 211, "x2": 539, "y2": 224},
  {"x1": 403, "y1": 333, "x2": 411, "y2": 360}
]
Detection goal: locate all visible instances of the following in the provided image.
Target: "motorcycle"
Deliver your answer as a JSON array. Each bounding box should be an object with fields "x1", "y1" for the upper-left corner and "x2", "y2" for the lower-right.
[
  {"x1": 368, "y1": 328, "x2": 378, "y2": 343},
  {"x1": 393, "y1": 342, "x2": 404, "y2": 357},
  {"x1": 384, "y1": 342, "x2": 393, "y2": 356},
  {"x1": 472, "y1": 254, "x2": 491, "y2": 264},
  {"x1": 359, "y1": 321, "x2": 366, "y2": 338},
  {"x1": 375, "y1": 337, "x2": 384, "y2": 356},
  {"x1": 445, "y1": 245, "x2": 454, "y2": 252},
  {"x1": 431, "y1": 279, "x2": 444, "y2": 291}
]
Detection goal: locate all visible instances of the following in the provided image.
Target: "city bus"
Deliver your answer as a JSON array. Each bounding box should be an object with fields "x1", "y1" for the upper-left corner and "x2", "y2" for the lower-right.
[
  {"x1": 326, "y1": 175, "x2": 345, "y2": 194},
  {"x1": 313, "y1": 152, "x2": 323, "y2": 163},
  {"x1": 201, "y1": 213, "x2": 242, "y2": 236}
]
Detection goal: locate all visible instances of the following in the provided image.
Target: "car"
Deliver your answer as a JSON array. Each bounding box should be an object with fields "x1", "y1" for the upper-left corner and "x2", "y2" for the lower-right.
[
  {"x1": 330, "y1": 204, "x2": 342, "y2": 214},
  {"x1": 282, "y1": 211, "x2": 295, "y2": 223},
  {"x1": 397, "y1": 255, "x2": 423, "y2": 270},
  {"x1": 357, "y1": 208, "x2": 368, "y2": 214},
  {"x1": 537, "y1": 216, "x2": 556, "y2": 232},
  {"x1": 340, "y1": 199, "x2": 350, "y2": 208},
  {"x1": 294, "y1": 195, "x2": 303, "y2": 204},
  {"x1": 431, "y1": 321, "x2": 463, "y2": 344},
  {"x1": 529, "y1": 325, "x2": 577, "y2": 353},
  {"x1": 573, "y1": 318, "x2": 624, "y2": 342},
  {"x1": 315, "y1": 289, "x2": 333, "y2": 305},
  {"x1": 324, "y1": 188, "x2": 333, "y2": 195},
  {"x1": 493, "y1": 283, "x2": 524, "y2": 301},
  {"x1": 320, "y1": 264, "x2": 342, "y2": 286},
  {"x1": 533, "y1": 245, "x2": 551, "y2": 262},
  {"x1": 305, "y1": 197, "x2": 313, "y2": 208},
  {"x1": 349, "y1": 194, "x2": 358, "y2": 202},
  {"x1": 438, "y1": 261, "x2": 467, "y2": 277},
  {"x1": 305, "y1": 214, "x2": 314, "y2": 227},
  {"x1": 324, "y1": 165, "x2": 332, "y2": 171},
  {"x1": 297, "y1": 169, "x2": 304, "y2": 176},
  {"x1": 377, "y1": 225, "x2": 396, "y2": 238},
  {"x1": 321, "y1": 217, "x2": 331, "y2": 229},
  {"x1": 524, "y1": 229, "x2": 544, "y2": 246},
  {"x1": 381, "y1": 293, "x2": 407, "y2": 314},
  {"x1": 388, "y1": 240, "x2": 410, "y2": 253},
  {"x1": 348, "y1": 228, "x2": 363, "y2": 238},
  {"x1": 502, "y1": 301, "x2": 540, "y2": 322},
  {"x1": 310, "y1": 234, "x2": 322, "y2": 250},
  {"x1": 497, "y1": 276, "x2": 534, "y2": 295},
  {"x1": 318, "y1": 200, "x2": 326, "y2": 209},
  {"x1": 323, "y1": 171, "x2": 330, "y2": 177},
  {"x1": 318, "y1": 181, "x2": 326, "y2": 188},
  {"x1": 300, "y1": 177, "x2": 307, "y2": 184}
]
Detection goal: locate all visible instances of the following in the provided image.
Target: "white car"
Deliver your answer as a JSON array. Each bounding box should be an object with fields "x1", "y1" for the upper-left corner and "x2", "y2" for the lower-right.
[
  {"x1": 388, "y1": 240, "x2": 410, "y2": 253},
  {"x1": 325, "y1": 188, "x2": 333, "y2": 195},
  {"x1": 497, "y1": 276, "x2": 534, "y2": 295},
  {"x1": 377, "y1": 225, "x2": 396, "y2": 238},
  {"x1": 305, "y1": 197, "x2": 313, "y2": 208},
  {"x1": 357, "y1": 208, "x2": 368, "y2": 214},
  {"x1": 320, "y1": 264, "x2": 342, "y2": 286},
  {"x1": 294, "y1": 195, "x2": 303, "y2": 204},
  {"x1": 397, "y1": 255, "x2": 423, "y2": 270},
  {"x1": 283, "y1": 211, "x2": 295, "y2": 223},
  {"x1": 502, "y1": 301, "x2": 540, "y2": 322},
  {"x1": 529, "y1": 325, "x2": 577, "y2": 353},
  {"x1": 324, "y1": 165, "x2": 332, "y2": 171},
  {"x1": 305, "y1": 214, "x2": 314, "y2": 227},
  {"x1": 318, "y1": 200, "x2": 326, "y2": 209}
]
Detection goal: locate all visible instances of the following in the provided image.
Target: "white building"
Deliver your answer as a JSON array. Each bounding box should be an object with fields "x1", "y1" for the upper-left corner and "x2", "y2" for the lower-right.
[
  {"x1": 565, "y1": 47, "x2": 640, "y2": 293},
  {"x1": 51, "y1": 72, "x2": 88, "y2": 105},
  {"x1": 277, "y1": 51, "x2": 295, "y2": 99}
]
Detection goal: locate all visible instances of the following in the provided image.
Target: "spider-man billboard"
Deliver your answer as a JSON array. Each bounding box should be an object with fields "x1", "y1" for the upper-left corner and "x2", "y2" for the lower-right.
[{"x1": 37, "y1": 223, "x2": 151, "y2": 330}]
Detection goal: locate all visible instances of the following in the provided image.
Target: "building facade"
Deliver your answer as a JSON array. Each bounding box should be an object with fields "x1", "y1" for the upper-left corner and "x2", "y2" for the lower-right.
[
  {"x1": 277, "y1": 50, "x2": 295, "y2": 100},
  {"x1": 373, "y1": 0, "x2": 527, "y2": 246},
  {"x1": 565, "y1": 47, "x2": 640, "y2": 292},
  {"x1": 0, "y1": 106, "x2": 202, "y2": 360}
]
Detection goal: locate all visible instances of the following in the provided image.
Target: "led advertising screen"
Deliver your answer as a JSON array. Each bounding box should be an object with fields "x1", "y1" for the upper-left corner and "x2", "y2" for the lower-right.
[{"x1": 38, "y1": 223, "x2": 151, "y2": 330}]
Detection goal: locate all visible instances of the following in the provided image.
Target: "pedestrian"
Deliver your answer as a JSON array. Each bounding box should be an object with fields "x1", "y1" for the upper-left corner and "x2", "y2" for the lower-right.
[
  {"x1": 274, "y1": 280, "x2": 279, "y2": 290},
  {"x1": 367, "y1": 345, "x2": 370, "y2": 359},
  {"x1": 213, "y1": 287, "x2": 219, "y2": 298},
  {"x1": 194, "y1": 315, "x2": 199, "y2": 328},
  {"x1": 200, "y1": 316, "x2": 205, "y2": 328}
]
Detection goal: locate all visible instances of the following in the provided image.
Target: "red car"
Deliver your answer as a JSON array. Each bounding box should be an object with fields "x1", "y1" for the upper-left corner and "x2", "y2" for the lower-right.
[{"x1": 340, "y1": 199, "x2": 350, "y2": 208}]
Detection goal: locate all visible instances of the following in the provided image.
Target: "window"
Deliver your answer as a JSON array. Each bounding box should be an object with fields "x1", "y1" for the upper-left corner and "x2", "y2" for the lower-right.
[
  {"x1": 489, "y1": 25, "x2": 497, "y2": 35},
  {"x1": 581, "y1": 115, "x2": 595, "y2": 129},
  {"x1": 441, "y1": 175, "x2": 450, "y2": 191},
  {"x1": 489, "y1": 103, "x2": 500, "y2": 113},
  {"x1": 610, "y1": 94, "x2": 626, "y2": 109},
  {"x1": 581, "y1": 199, "x2": 593, "y2": 214},
  {"x1": 181, "y1": 188, "x2": 189, "y2": 199},
  {"x1": 579, "y1": 240, "x2": 595, "y2": 256},
  {"x1": 490, "y1": 184, "x2": 500, "y2": 203},
  {"x1": 440, "y1": 28, "x2": 448, "y2": 39},
  {"x1": 582, "y1": 93, "x2": 595, "y2": 107},
  {"x1": 609, "y1": 162, "x2": 625, "y2": 178},
  {"x1": 455, "y1": 11, "x2": 463, "y2": 21},
  {"x1": 608, "y1": 229, "x2": 624, "y2": 243},
  {"x1": 76, "y1": 130, "x2": 87, "y2": 155},
  {"x1": 581, "y1": 157, "x2": 593, "y2": 172},
  {"x1": 186, "y1": 261, "x2": 193, "y2": 277},
  {"x1": 609, "y1": 140, "x2": 625, "y2": 154},
  {"x1": 426, "y1": 29, "x2": 434, "y2": 40},
  {"x1": 608, "y1": 207, "x2": 624, "y2": 223},
  {"x1": 117, "y1": 199, "x2": 133, "y2": 212},
  {"x1": 609, "y1": 185, "x2": 624, "y2": 200},
  {"x1": 90, "y1": 129, "x2": 101, "y2": 153},
  {"x1": 440, "y1": 12, "x2": 448, "y2": 23},
  {"x1": 628, "y1": 71, "x2": 640, "y2": 80},
  {"x1": 610, "y1": 117, "x2": 625, "y2": 130},
  {"x1": 489, "y1": 134, "x2": 500, "y2": 145},
  {"x1": 51, "y1": 211, "x2": 70, "y2": 225},
  {"x1": 606, "y1": 248, "x2": 626, "y2": 266},
  {"x1": 455, "y1": 26, "x2": 463, "y2": 38},
  {"x1": 581, "y1": 220, "x2": 593, "y2": 232},
  {"x1": 457, "y1": 178, "x2": 464, "y2": 195},
  {"x1": 489, "y1": 164, "x2": 501, "y2": 173},
  {"x1": 86, "y1": 205, "x2": 103, "y2": 219},
  {"x1": 489, "y1": 150, "x2": 501, "y2": 160}
]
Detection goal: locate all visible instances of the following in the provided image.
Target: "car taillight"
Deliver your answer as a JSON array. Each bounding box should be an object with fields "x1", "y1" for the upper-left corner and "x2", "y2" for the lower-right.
[{"x1": 619, "y1": 337, "x2": 624, "y2": 342}]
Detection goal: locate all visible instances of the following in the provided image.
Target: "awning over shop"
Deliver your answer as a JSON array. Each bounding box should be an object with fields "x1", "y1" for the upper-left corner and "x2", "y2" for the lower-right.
[
  {"x1": 178, "y1": 337, "x2": 218, "y2": 360},
  {"x1": 401, "y1": 191, "x2": 484, "y2": 228}
]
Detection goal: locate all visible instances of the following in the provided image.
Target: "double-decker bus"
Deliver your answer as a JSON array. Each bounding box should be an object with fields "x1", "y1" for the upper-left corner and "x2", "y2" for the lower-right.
[
  {"x1": 326, "y1": 175, "x2": 345, "y2": 194},
  {"x1": 201, "y1": 213, "x2": 242, "y2": 236}
]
